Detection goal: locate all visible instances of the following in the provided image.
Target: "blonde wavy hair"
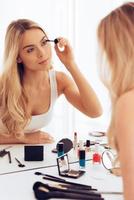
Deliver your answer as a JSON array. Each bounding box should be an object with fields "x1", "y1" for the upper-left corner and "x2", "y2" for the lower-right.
[
  {"x1": 0, "y1": 19, "x2": 47, "y2": 137},
  {"x1": 98, "y1": 2, "x2": 134, "y2": 149}
]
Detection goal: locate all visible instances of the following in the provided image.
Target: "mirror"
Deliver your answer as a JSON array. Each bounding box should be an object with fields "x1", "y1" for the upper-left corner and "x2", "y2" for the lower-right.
[
  {"x1": 57, "y1": 154, "x2": 70, "y2": 173},
  {"x1": 57, "y1": 154, "x2": 85, "y2": 178},
  {"x1": 102, "y1": 150, "x2": 115, "y2": 170},
  {"x1": 102, "y1": 150, "x2": 121, "y2": 176},
  {"x1": 89, "y1": 131, "x2": 106, "y2": 137}
]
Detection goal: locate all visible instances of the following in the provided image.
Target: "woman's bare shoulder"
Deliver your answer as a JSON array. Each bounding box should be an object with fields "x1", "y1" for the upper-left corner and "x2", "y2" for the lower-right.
[
  {"x1": 56, "y1": 71, "x2": 69, "y2": 80},
  {"x1": 55, "y1": 71, "x2": 70, "y2": 95},
  {"x1": 115, "y1": 90, "x2": 134, "y2": 149},
  {"x1": 56, "y1": 71, "x2": 72, "y2": 86},
  {"x1": 115, "y1": 89, "x2": 134, "y2": 128}
]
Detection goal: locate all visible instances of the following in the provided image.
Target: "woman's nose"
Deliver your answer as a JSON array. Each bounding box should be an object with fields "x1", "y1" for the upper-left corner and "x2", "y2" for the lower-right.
[{"x1": 37, "y1": 48, "x2": 44, "y2": 58}]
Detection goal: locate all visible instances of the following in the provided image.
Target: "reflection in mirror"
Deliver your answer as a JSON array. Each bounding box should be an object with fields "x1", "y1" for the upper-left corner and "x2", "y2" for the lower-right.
[
  {"x1": 89, "y1": 131, "x2": 106, "y2": 137},
  {"x1": 58, "y1": 154, "x2": 69, "y2": 174}
]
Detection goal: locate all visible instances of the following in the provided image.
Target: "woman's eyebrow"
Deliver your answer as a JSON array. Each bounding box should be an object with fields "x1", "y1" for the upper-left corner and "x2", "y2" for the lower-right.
[
  {"x1": 40, "y1": 36, "x2": 48, "y2": 42},
  {"x1": 23, "y1": 44, "x2": 34, "y2": 49},
  {"x1": 23, "y1": 36, "x2": 47, "y2": 49}
]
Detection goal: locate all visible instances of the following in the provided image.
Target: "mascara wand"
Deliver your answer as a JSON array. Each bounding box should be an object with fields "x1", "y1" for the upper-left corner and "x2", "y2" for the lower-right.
[{"x1": 46, "y1": 38, "x2": 59, "y2": 44}]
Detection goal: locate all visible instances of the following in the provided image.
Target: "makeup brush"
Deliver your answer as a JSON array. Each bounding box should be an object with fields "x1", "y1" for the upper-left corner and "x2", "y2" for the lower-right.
[
  {"x1": 35, "y1": 172, "x2": 65, "y2": 181},
  {"x1": 15, "y1": 157, "x2": 25, "y2": 167},
  {"x1": 44, "y1": 183, "x2": 101, "y2": 197},
  {"x1": 35, "y1": 172, "x2": 93, "y2": 190}
]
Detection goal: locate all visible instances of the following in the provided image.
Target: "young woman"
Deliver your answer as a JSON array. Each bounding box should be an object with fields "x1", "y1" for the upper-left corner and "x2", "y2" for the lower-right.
[
  {"x1": 98, "y1": 2, "x2": 134, "y2": 200},
  {"x1": 0, "y1": 19, "x2": 102, "y2": 144}
]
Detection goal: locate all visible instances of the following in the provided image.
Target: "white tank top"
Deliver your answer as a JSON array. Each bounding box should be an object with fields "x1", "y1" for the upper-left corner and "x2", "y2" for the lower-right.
[{"x1": 0, "y1": 69, "x2": 58, "y2": 134}]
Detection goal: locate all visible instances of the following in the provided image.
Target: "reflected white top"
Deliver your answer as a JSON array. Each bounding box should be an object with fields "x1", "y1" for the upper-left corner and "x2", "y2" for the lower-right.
[{"x1": 0, "y1": 69, "x2": 58, "y2": 134}]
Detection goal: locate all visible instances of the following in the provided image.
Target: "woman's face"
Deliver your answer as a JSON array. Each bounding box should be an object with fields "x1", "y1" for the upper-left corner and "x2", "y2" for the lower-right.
[{"x1": 18, "y1": 28, "x2": 52, "y2": 71}]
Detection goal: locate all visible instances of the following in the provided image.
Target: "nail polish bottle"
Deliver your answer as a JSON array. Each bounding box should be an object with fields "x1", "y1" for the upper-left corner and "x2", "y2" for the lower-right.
[
  {"x1": 92, "y1": 143, "x2": 101, "y2": 164},
  {"x1": 57, "y1": 142, "x2": 64, "y2": 157},
  {"x1": 85, "y1": 140, "x2": 90, "y2": 152},
  {"x1": 79, "y1": 149, "x2": 86, "y2": 168}
]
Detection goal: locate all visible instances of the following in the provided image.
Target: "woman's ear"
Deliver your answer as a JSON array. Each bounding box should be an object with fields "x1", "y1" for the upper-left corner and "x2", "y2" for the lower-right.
[{"x1": 17, "y1": 57, "x2": 22, "y2": 63}]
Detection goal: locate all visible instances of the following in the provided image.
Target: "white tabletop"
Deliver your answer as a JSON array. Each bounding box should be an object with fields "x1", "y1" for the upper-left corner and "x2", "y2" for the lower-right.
[
  {"x1": 0, "y1": 136, "x2": 124, "y2": 200},
  {"x1": 0, "y1": 144, "x2": 58, "y2": 175},
  {"x1": 0, "y1": 162, "x2": 123, "y2": 200},
  {"x1": 0, "y1": 143, "x2": 81, "y2": 175}
]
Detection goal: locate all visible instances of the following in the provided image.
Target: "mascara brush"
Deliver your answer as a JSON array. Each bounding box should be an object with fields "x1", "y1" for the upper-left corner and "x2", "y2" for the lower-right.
[{"x1": 46, "y1": 38, "x2": 59, "y2": 44}]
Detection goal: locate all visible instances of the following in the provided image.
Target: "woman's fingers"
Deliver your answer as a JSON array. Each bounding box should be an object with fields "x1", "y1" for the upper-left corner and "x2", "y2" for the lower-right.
[
  {"x1": 23, "y1": 131, "x2": 54, "y2": 144},
  {"x1": 40, "y1": 132, "x2": 54, "y2": 144}
]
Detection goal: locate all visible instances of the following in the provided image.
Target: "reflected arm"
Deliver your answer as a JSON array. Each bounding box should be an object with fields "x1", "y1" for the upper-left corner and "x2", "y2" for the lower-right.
[{"x1": 0, "y1": 130, "x2": 54, "y2": 144}]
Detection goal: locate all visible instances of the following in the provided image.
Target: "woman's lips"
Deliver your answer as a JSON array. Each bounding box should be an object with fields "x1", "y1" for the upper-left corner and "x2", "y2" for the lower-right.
[{"x1": 38, "y1": 58, "x2": 48, "y2": 64}]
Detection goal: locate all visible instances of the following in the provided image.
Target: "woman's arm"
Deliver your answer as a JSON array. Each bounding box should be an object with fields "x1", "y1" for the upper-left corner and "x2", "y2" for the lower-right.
[
  {"x1": 55, "y1": 38, "x2": 102, "y2": 117},
  {"x1": 115, "y1": 91, "x2": 134, "y2": 200},
  {"x1": 0, "y1": 131, "x2": 54, "y2": 144},
  {"x1": 0, "y1": 134, "x2": 22, "y2": 144}
]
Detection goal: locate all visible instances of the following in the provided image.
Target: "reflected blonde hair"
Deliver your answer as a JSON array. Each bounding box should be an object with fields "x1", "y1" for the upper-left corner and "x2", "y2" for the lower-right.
[
  {"x1": 0, "y1": 19, "x2": 47, "y2": 137},
  {"x1": 98, "y1": 2, "x2": 134, "y2": 148}
]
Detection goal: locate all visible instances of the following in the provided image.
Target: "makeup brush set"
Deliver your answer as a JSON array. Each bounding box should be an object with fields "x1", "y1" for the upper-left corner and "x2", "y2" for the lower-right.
[
  {"x1": 33, "y1": 180, "x2": 104, "y2": 200},
  {"x1": 33, "y1": 172, "x2": 104, "y2": 199}
]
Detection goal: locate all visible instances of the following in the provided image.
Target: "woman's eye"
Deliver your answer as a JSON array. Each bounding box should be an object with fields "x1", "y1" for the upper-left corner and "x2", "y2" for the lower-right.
[
  {"x1": 42, "y1": 40, "x2": 47, "y2": 46},
  {"x1": 27, "y1": 48, "x2": 34, "y2": 53}
]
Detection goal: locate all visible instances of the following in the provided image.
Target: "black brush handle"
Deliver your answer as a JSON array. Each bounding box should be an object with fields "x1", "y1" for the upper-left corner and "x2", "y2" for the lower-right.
[
  {"x1": 43, "y1": 173, "x2": 92, "y2": 189},
  {"x1": 42, "y1": 176, "x2": 92, "y2": 190},
  {"x1": 33, "y1": 182, "x2": 104, "y2": 200},
  {"x1": 49, "y1": 191, "x2": 103, "y2": 199},
  {"x1": 48, "y1": 184, "x2": 100, "y2": 197}
]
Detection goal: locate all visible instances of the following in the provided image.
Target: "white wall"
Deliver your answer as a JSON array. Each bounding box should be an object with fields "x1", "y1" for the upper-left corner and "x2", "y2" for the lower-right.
[{"x1": 0, "y1": 0, "x2": 129, "y2": 141}]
